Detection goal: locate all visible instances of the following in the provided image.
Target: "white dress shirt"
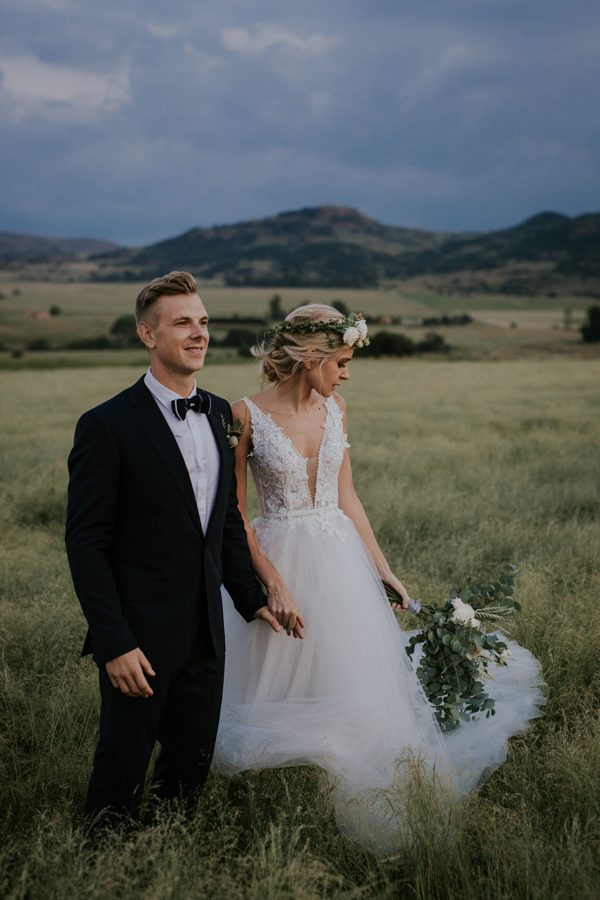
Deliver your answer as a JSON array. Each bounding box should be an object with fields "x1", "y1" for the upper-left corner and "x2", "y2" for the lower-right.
[{"x1": 144, "y1": 368, "x2": 220, "y2": 531}]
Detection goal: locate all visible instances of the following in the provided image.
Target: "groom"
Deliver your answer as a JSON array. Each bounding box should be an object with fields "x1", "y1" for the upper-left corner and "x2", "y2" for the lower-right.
[{"x1": 66, "y1": 270, "x2": 283, "y2": 822}]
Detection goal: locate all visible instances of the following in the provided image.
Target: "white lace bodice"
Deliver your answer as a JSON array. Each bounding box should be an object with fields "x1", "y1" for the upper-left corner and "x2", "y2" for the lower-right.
[{"x1": 242, "y1": 395, "x2": 350, "y2": 533}]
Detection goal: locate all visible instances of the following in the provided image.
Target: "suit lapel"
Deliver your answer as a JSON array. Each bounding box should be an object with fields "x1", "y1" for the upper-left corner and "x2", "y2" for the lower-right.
[
  {"x1": 205, "y1": 399, "x2": 230, "y2": 538},
  {"x1": 128, "y1": 378, "x2": 204, "y2": 538}
]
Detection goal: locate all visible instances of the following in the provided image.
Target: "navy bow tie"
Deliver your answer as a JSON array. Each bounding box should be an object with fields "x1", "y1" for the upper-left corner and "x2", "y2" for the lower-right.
[{"x1": 171, "y1": 390, "x2": 212, "y2": 421}]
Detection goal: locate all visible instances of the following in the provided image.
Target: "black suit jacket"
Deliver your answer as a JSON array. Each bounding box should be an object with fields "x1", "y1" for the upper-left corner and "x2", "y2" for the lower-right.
[{"x1": 65, "y1": 376, "x2": 265, "y2": 671}]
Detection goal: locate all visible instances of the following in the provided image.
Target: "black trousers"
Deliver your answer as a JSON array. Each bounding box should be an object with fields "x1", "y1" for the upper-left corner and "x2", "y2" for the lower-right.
[{"x1": 84, "y1": 630, "x2": 224, "y2": 820}]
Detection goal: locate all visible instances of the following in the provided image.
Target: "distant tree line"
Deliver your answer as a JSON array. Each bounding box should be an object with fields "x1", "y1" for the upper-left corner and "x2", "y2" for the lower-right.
[
  {"x1": 360, "y1": 313, "x2": 471, "y2": 327},
  {"x1": 362, "y1": 331, "x2": 449, "y2": 357},
  {"x1": 21, "y1": 299, "x2": 452, "y2": 358},
  {"x1": 581, "y1": 305, "x2": 600, "y2": 342}
]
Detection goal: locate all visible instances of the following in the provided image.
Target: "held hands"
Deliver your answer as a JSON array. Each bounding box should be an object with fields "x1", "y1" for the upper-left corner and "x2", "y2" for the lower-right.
[
  {"x1": 266, "y1": 582, "x2": 305, "y2": 638},
  {"x1": 253, "y1": 581, "x2": 305, "y2": 638},
  {"x1": 254, "y1": 605, "x2": 285, "y2": 633},
  {"x1": 254, "y1": 601, "x2": 305, "y2": 638},
  {"x1": 105, "y1": 648, "x2": 156, "y2": 698}
]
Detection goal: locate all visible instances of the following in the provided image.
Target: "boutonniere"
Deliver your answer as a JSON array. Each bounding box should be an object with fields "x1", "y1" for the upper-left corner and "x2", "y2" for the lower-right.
[{"x1": 220, "y1": 413, "x2": 245, "y2": 449}]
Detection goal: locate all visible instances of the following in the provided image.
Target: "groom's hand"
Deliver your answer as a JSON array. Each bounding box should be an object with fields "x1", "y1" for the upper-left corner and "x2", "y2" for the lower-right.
[
  {"x1": 105, "y1": 648, "x2": 156, "y2": 698},
  {"x1": 254, "y1": 606, "x2": 283, "y2": 633}
]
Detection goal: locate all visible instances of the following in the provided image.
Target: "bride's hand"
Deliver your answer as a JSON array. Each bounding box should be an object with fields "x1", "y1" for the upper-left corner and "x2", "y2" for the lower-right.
[
  {"x1": 267, "y1": 582, "x2": 305, "y2": 638},
  {"x1": 383, "y1": 574, "x2": 411, "y2": 611}
]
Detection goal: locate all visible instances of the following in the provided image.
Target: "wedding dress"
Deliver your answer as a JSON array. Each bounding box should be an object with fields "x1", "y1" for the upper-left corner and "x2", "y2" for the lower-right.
[{"x1": 212, "y1": 395, "x2": 545, "y2": 854}]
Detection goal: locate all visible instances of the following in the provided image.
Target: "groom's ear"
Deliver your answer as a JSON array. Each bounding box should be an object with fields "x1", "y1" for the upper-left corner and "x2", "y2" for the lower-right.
[{"x1": 137, "y1": 320, "x2": 156, "y2": 350}]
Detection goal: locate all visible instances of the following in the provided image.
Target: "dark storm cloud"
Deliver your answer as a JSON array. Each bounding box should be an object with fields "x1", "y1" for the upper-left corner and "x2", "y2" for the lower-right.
[{"x1": 1, "y1": 0, "x2": 598, "y2": 242}]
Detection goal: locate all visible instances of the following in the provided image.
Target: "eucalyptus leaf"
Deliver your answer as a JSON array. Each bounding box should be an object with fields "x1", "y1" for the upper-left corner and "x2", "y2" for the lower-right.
[{"x1": 408, "y1": 565, "x2": 520, "y2": 730}]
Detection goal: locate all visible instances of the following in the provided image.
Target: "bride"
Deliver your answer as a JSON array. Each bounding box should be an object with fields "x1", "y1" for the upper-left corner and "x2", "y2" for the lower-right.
[{"x1": 212, "y1": 304, "x2": 545, "y2": 854}]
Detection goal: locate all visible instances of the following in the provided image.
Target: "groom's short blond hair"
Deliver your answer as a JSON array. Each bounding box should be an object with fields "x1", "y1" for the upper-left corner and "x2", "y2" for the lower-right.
[{"x1": 135, "y1": 271, "x2": 197, "y2": 324}]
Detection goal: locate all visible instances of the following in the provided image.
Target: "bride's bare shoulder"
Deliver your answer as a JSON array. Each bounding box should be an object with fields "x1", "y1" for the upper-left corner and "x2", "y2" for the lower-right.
[
  {"x1": 247, "y1": 388, "x2": 278, "y2": 411},
  {"x1": 231, "y1": 398, "x2": 250, "y2": 421},
  {"x1": 232, "y1": 390, "x2": 274, "y2": 419}
]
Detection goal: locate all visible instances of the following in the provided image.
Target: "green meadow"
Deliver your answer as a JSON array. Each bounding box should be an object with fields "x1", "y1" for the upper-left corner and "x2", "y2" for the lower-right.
[
  {"x1": 0, "y1": 280, "x2": 590, "y2": 366},
  {"x1": 1, "y1": 355, "x2": 599, "y2": 898}
]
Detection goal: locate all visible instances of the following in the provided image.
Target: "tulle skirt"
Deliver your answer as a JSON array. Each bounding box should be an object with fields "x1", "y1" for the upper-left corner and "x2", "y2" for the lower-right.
[{"x1": 213, "y1": 508, "x2": 546, "y2": 854}]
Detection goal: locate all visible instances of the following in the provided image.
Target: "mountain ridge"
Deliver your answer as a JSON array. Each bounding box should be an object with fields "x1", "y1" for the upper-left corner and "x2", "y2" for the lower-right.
[
  {"x1": 1, "y1": 206, "x2": 598, "y2": 288},
  {"x1": 0, "y1": 232, "x2": 120, "y2": 263}
]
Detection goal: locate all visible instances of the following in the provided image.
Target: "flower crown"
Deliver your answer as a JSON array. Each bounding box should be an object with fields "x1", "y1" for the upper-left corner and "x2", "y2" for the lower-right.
[{"x1": 263, "y1": 312, "x2": 370, "y2": 349}]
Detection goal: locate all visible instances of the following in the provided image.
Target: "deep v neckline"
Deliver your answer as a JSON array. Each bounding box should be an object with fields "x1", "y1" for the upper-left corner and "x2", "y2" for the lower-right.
[{"x1": 245, "y1": 396, "x2": 330, "y2": 507}]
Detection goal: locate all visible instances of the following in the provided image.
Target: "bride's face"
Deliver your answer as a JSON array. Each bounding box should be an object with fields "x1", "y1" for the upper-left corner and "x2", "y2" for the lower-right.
[{"x1": 307, "y1": 348, "x2": 353, "y2": 397}]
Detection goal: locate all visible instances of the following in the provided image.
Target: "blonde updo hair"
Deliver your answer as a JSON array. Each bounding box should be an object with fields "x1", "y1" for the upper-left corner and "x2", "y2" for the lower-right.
[{"x1": 253, "y1": 304, "x2": 347, "y2": 384}]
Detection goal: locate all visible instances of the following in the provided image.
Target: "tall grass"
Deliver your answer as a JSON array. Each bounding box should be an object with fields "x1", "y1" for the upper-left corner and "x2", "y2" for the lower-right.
[{"x1": 1, "y1": 358, "x2": 599, "y2": 898}]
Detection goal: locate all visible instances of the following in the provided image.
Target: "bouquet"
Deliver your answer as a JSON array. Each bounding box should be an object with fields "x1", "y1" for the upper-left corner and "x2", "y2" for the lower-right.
[{"x1": 384, "y1": 566, "x2": 520, "y2": 733}]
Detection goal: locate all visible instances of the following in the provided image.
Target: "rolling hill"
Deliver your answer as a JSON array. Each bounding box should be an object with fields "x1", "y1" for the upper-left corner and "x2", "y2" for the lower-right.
[
  {"x1": 91, "y1": 206, "x2": 600, "y2": 288},
  {"x1": 92, "y1": 206, "x2": 448, "y2": 287},
  {"x1": 398, "y1": 212, "x2": 600, "y2": 278},
  {"x1": 2, "y1": 206, "x2": 598, "y2": 289},
  {"x1": 0, "y1": 232, "x2": 120, "y2": 263}
]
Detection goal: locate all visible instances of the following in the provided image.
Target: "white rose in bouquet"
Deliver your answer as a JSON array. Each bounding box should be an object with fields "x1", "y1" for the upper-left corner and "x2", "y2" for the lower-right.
[{"x1": 450, "y1": 598, "x2": 480, "y2": 628}]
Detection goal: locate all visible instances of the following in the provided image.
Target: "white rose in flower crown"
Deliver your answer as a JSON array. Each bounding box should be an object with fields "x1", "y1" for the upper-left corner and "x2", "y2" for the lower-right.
[
  {"x1": 356, "y1": 319, "x2": 368, "y2": 338},
  {"x1": 343, "y1": 326, "x2": 361, "y2": 347}
]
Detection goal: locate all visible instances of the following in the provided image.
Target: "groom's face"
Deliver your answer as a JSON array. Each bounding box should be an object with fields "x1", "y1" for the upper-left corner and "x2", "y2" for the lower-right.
[{"x1": 140, "y1": 292, "x2": 210, "y2": 376}]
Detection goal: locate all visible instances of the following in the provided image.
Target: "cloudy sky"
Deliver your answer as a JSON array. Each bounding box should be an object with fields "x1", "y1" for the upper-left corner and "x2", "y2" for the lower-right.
[{"x1": 1, "y1": 0, "x2": 599, "y2": 244}]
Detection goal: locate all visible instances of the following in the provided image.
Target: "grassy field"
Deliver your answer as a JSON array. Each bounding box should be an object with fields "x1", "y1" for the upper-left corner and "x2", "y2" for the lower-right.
[
  {"x1": 0, "y1": 281, "x2": 430, "y2": 351},
  {"x1": 0, "y1": 279, "x2": 594, "y2": 365},
  {"x1": 1, "y1": 357, "x2": 599, "y2": 898}
]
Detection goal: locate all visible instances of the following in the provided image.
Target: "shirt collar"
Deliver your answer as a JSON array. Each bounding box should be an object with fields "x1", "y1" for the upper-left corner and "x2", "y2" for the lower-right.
[{"x1": 144, "y1": 368, "x2": 197, "y2": 416}]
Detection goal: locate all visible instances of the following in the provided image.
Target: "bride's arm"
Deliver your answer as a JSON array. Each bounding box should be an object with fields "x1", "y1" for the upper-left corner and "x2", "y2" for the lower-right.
[
  {"x1": 334, "y1": 395, "x2": 411, "y2": 609},
  {"x1": 230, "y1": 400, "x2": 304, "y2": 637}
]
